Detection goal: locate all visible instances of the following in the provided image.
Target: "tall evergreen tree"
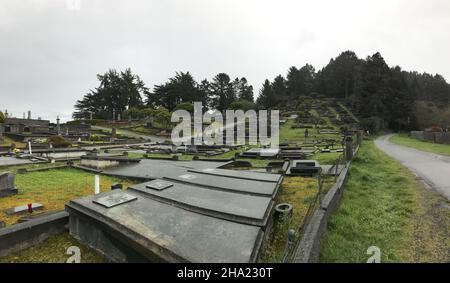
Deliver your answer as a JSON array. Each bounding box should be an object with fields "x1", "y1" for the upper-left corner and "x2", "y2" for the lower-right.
[
  {"x1": 209, "y1": 73, "x2": 235, "y2": 112},
  {"x1": 73, "y1": 68, "x2": 147, "y2": 119}
]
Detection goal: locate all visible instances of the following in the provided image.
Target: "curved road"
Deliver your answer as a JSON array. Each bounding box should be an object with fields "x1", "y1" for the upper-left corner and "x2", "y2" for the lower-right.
[{"x1": 375, "y1": 134, "x2": 450, "y2": 200}]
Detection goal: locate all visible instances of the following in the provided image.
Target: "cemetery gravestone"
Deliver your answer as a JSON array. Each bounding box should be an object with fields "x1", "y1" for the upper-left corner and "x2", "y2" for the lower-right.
[{"x1": 0, "y1": 172, "x2": 18, "y2": 198}]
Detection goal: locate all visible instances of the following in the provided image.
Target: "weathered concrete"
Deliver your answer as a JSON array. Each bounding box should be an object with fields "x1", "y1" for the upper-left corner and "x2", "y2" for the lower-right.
[
  {"x1": 189, "y1": 168, "x2": 282, "y2": 183},
  {"x1": 103, "y1": 159, "x2": 232, "y2": 180},
  {"x1": 129, "y1": 179, "x2": 274, "y2": 227},
  {"x1": 0, "y1": 172, "x2": 18, "y2": 198},
  {"x1": 66, "y1": 190, "x2": 264, "y2": 263},
  {"x1": 375, "y1": 134, "x2": 450, "y2": 200},
  {"x1": 0, "y1": 157, "x2": 32, "y2": 167},
  {"x1": 165, "y1": 172, "x2": 280, "y2": 198},
  {"x1": 0, "y1": 211, "x2": 68, "y2": 257}
]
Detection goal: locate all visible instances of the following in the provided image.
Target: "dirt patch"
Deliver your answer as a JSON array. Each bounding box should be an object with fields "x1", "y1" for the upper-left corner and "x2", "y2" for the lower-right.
[{"x1": 406, "y1": 178, "x2": 450, "y2": 262}]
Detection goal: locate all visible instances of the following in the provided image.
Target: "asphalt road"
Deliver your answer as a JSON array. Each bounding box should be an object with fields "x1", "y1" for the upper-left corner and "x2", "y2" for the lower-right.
[{"x1": 375, "y1": 134, "x2": 450, "y2": 201}]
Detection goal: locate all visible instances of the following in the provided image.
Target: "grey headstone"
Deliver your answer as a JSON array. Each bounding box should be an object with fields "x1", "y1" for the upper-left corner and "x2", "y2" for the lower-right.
[{"x1": 0, "y1": 172, "x2": 18, "y2": 198}]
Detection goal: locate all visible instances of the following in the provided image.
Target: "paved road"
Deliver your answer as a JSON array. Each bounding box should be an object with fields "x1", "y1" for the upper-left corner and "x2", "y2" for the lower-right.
[{"x1": 375, "y1": 134, "x2": 450, "y2": 200}]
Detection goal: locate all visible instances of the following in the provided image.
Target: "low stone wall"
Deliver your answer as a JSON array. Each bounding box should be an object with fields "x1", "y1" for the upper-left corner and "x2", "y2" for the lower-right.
[
  {"x1": 0, "y1": 211, "x2": 69, "y2": 257},
  {"x1": 293, "y1": 145, "x2": 358, "y2": 263}
]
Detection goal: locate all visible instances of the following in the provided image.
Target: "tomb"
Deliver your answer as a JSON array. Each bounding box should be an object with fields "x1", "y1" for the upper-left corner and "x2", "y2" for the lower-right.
[
  {"x1": 66, "y1": 159, "x2": 283, "y2": 263},
  {"x1": 286, "y1": 160, "x2": 322, "y2": 177},
  {"x1": 240, "y1": 148, "x2": 281, "y2": 159},
  {"x1": 66, "y1": 190, "x2": 265, "y2": 263},
  {"x1": 128, "y1": 179, "x2": 274, "y2": 227}
]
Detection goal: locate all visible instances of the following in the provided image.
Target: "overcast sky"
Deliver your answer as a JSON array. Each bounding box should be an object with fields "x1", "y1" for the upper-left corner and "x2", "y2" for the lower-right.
[{"x1": 1, "y1": 0, "x2": 449, "y2": 122}]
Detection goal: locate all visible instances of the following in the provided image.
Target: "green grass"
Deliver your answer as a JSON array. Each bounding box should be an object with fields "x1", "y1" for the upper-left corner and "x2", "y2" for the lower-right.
[
  {"x1": 390, "y1": 133, "x2": 450, "y2": 156},
  {"x1": 313, "y1": 152, "x2": 342, "y2": 165},
  {"x1": 0, "y1": 168, "x2": 134, "y2": 226},
  {"x1": 279, "y1": 120, "x2": 340, "y2": 144},
  {"x1": 260, "y1": 177, "x2": 319, "y2": 262},
  {"x1": 320, "y1": 140, "x2": 416, "y2": 263},
  {"x1": 0, "y1": 233, "x2": 105, "y2": 263}
]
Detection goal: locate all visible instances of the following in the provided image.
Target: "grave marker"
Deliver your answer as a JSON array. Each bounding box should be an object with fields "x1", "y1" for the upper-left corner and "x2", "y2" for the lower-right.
[{"x1": 0, "y1": 172, "x2": 18, "y2": 198}]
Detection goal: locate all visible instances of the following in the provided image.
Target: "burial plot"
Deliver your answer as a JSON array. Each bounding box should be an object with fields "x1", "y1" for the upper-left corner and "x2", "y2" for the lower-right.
[
  {"x1": 286, "y1": 160, "x2": 322, "y2": 177},
  {"x1": 103, "y1": 159, "x2": 232, "y2": 180},
  {"x1": 189, "y1": 168, "x2": 282, "y2": 183},
  {"x1": 0, "y1": 172, "x2": 18, "y2": 198},
  {"x1": 240, "y1": 148, "x2": 281, "y2": 159},
  {"x1": 165, "y1": 171, "x2": 281, "y2": 198},
  {"x1": 0, "y1": 157, "x2": 32, "y2": 167},
  {"x1": 66, "y1": 189, "x2": 264, "y2": 263},
  {"x1": 128, "y1": 179, "x2": 274, "y2": 227}
]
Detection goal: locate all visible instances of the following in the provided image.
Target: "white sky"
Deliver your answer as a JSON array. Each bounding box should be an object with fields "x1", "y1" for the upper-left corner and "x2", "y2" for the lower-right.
[{"x1": 1, "y1": 0, "x2": 449, "y2": 122}]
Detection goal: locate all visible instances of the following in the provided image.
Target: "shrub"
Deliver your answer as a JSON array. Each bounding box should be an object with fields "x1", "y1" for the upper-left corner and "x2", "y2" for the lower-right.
[{"x1": 48, "y1": 135, "x2": 71, "y2": 148}]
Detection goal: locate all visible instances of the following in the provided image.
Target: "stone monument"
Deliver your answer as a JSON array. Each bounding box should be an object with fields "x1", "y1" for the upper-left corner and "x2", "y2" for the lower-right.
[{"x1": 0, "y1": 172, "x2": 18, "y2": 198}]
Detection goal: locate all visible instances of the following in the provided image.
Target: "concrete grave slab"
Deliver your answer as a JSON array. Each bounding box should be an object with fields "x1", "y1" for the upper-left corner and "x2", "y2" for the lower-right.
[
  {"x1": 129, "y1": 179, "x2": 274, "y2": 227},
  {"x1": 66, "y1": 190, "x2": 264, "y2": 263},
  {"x1": 189, "y1": 168, "x2": 282, "y2": 183},
  {"x1": 103, "y1": 159, "x2": 231, "y2": 180},
  {"x1": 165, "y1": 172, "x2": 281, "y2": 198},
  {"x1": 0, "y1": 157, "x2": 32, "y2": 167},
  {"x1": 4, "y1": 203, "x2": 44, "y2": 215}
]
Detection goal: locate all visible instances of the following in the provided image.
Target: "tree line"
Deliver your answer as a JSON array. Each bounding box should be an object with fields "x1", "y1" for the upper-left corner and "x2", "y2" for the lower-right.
[{"x1": 73, "y1": 51, "x2": 450, "y2": 131}]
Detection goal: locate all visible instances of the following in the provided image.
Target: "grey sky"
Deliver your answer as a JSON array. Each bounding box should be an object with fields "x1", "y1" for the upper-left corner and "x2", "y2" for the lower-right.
[{"x1": 1, "y1": 0, "x2": 449, "y2": 122}]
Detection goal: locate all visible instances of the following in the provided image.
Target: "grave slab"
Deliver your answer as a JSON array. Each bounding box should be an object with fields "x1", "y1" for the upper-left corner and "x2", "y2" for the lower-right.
[
  {"x1": 0, "y1": 157, "x2": 32, "y2": 167},
  {"x1": 103, "y1": 159, "x2": 231, "y2": 180},
  {"x1": 165, "y1": 172, "x2": 280, "y2": 198},
  {"x1": 4, "y1": 203, "x2": 44, "y2": 215},
  {"x1": 129, "y1": 179, "x2": 273, "y2": 226},
  {"x1": 189, "y1": 168, "x2": 282, "y2": 183},
  {"x1": 66, "y1": 190, "x2": 264, "y2": 263}
]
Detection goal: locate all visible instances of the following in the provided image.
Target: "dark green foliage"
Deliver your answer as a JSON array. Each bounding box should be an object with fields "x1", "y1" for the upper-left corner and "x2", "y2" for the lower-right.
[
  {"x1": 147, "y1": 72, "x2": 207, "y2": 111},
  {"x1": 73, "y1": 68, "x2": 147, "y2": 119},
  {"x1": 256, "y1": 50, "x2": 450, "y2": 131}
]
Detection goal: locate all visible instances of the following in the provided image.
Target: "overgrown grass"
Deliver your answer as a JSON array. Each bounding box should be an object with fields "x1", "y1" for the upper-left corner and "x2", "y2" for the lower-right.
[
  {"x1": 320, "y1": 140, "x2": 417, "y2": 262},
  {"x1": 260, "y1": 177, "x2": 319, "y2": 262},
  {"x1": 0, "y1": 233, "x2": 105, "y2": 263},
  {"x1": 279, "y1": 120, "x2": 341, "y2": 144},
  {"x1": 0, "y1": 168, "x2": 134, "y2": 226},
  {"x1": 313, "y1": 152, "x2": 342, "y2": 165},
  {"x1": 390, "y1": 133, "x2": 450, "y2": 156}
]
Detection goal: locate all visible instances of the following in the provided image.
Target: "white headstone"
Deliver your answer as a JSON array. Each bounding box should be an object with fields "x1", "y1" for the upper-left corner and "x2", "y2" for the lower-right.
[{"x1": 94, "y1": 175, "x2": 100, "y2": 195}]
